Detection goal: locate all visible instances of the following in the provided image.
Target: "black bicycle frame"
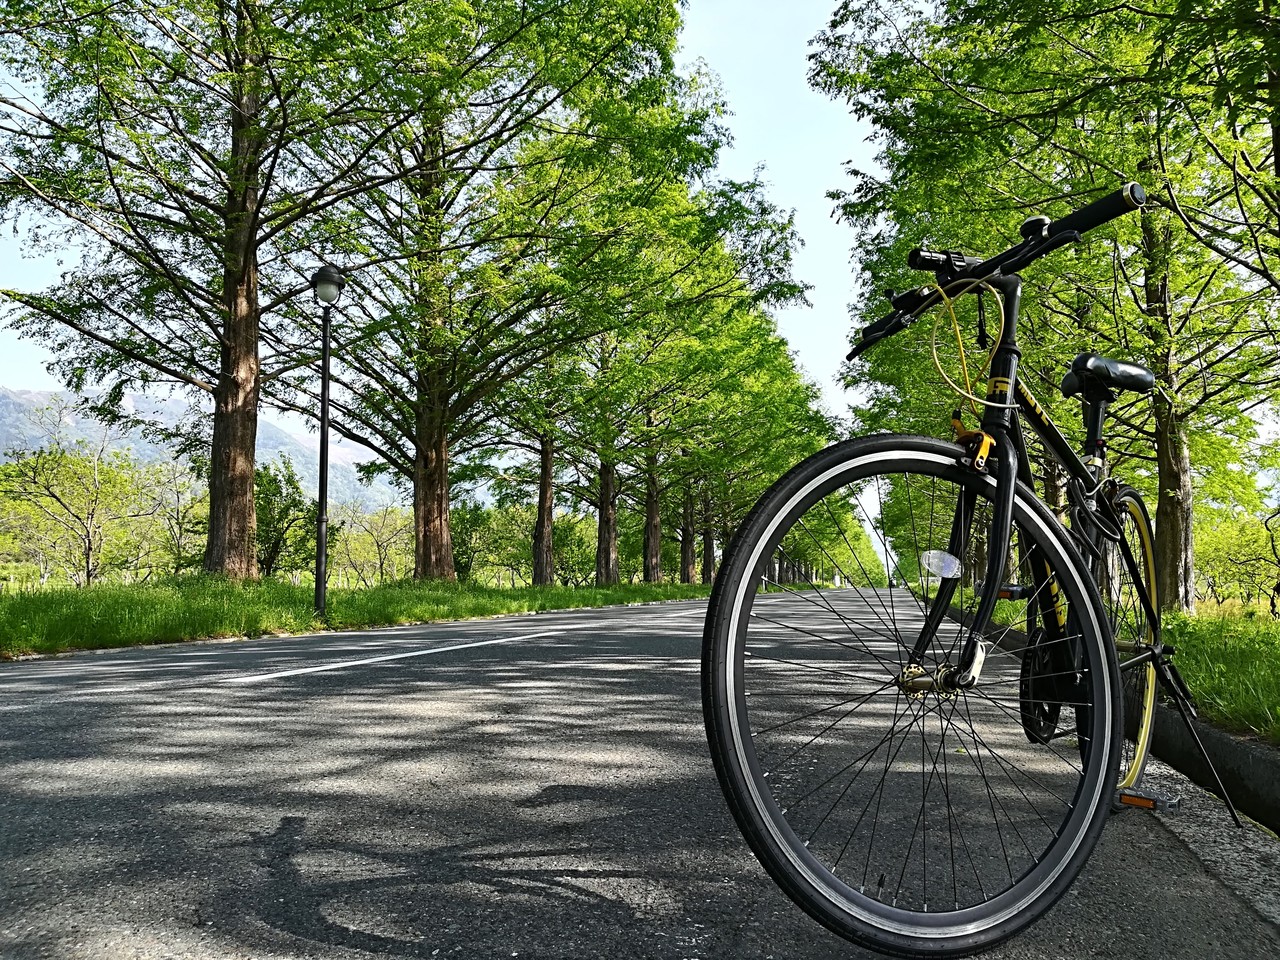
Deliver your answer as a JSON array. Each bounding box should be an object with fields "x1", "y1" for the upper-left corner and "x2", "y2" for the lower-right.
[{"x1": 906, "y1": 272, "x2": 1157, "y2": 677}]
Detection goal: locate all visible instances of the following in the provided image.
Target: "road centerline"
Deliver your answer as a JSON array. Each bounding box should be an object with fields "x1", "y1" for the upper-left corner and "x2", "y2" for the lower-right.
[{"x1": 217, "y1": 629, "x2": 566, "y2": 684}]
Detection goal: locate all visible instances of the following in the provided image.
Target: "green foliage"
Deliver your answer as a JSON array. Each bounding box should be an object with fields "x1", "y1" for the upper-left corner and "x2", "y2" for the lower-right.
[
  {"x1": 0, "y1": 0, "x2": 494, "y2": 390},
  {"x1": 0, "y1": 0, "x2": 733, "y2": 579},
  {"x1": 153, "y1": 461, "x2": 209, "y2": 575},
  {"x1": 551, "y1": 513, "x2": 598, "y2": 587},
  {"x1": 0, "y1": 415, "x2": 166, "y2": 585},
  {"x1": 254, "y1": 455, "x2": 320, "y2": 577},
  {"x1": 329, "y1": 501, "x2": 413, "y2": 588},
  {"x1": 1194, "y1": 496, "x2": 1280, "y2": 610},
  {"x1": 458, "y1": 503, "x2": 537, "y2": 586}
]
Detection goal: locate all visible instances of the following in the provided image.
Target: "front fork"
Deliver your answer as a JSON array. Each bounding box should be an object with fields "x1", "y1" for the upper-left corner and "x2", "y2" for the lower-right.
[
  {"x1": 905, "y1": 426, "x2": 1019, "y2": 686},
  {"x1": 903, "y1": 272, "x2": 1025, "y2": 688}
]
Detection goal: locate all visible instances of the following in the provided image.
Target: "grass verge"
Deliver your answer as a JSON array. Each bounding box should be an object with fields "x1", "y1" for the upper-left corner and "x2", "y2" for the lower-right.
[
  {"x1": 0, "y1": 579, "x2": 713, "y2": 659},
  {"x1": 1164, "y1": 614, "x2": 1280, "y2": 746}
]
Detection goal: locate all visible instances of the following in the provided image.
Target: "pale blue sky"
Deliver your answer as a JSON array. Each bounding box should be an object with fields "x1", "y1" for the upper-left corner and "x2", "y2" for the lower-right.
[
  {"x1": 681, "y1": 1, "x2": 877, "y2": 413},
  {"x1": 0, "y1": 1, "x2": 876, "y2": 413}
]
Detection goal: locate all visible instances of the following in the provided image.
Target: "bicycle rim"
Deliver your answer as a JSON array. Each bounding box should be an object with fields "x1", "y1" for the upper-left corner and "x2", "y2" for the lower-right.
[
  {"x1": 703, "y1": 436, "x2": 1119, "y2": 958},
  {"x1": 1099, "y1": 488, "x2": 1158, "y2": 790}
]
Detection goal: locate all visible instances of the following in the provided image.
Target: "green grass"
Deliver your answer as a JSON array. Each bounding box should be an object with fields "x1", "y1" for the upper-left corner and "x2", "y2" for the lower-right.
[
  {"x1": 1164, "y1": 613, "x2": 1280, "y2": 746},
  {"x1": 0, "y1": 578, "x2": 713, "y2": 658}
]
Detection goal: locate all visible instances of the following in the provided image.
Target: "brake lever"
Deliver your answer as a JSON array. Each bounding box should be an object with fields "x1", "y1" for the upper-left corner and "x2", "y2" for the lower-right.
[{"x1": 847, "y1": 311, "x2": 910, "y2": 361}]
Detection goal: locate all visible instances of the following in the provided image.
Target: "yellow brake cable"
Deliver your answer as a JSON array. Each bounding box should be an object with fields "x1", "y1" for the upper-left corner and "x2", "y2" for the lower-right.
[{"x1": 927, "y1": 277, "x2": 1019, "y2": 414}]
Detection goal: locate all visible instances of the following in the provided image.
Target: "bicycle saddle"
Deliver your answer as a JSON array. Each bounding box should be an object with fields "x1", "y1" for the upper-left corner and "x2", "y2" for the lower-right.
[{"x1": 1060, "y1": 353, "x2": 1155, "y2": 399}]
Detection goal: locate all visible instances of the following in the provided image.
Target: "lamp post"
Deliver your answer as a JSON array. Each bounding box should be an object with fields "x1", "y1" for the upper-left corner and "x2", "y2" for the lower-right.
[{"x1": 310, "y1": 264, "x2": 345, "y2": 618}]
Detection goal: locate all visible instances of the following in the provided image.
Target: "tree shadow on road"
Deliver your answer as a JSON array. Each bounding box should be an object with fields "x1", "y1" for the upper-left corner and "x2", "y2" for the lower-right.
[
  {"x1": 1, "y1": 637, "x2": 858, "y2": 959},
  {"x1": 3, "y1": 632, "x2": 1279, "y2": 960}
]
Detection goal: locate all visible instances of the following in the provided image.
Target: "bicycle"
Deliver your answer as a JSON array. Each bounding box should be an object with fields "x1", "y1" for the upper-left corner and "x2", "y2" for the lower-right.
[{"x1": 701, "y1": 184, "x2": 1237, "y2": 957}]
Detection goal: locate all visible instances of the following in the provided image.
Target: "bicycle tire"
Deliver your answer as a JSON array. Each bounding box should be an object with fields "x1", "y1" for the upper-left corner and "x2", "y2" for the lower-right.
[
  {"x1": 702, "y1": 435, "x2": 1120, "y2": 958},
  {"x1": 1096, "y1": 485, "x2": 1158, "y2": 791}
]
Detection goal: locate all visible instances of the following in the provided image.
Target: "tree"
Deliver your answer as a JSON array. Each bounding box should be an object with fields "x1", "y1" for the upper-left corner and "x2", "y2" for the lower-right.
[
  {"x1": 293, "y1": 151, "x2": 800, "y2": 583},
  {"x1": 0, "y1": 0, "x2": 481, "y2": 577},
  {"x1": 0, "y1": 408, "x2": 163, "y2": 586},
  {"x1": 153, "y1": 461, "x2": 208, "y2": 575},
  {"x1": 253, "y1": 455, "x2": 324, "y2": 578},
  {"x1": 255, "y1": 0, "x2": 715, "y2": 581},
  {"x1": 493, "y1": 356, "x2": 581, "y2": 587},
  {"x1": 950, "y1": 0, "x2": 1280, "y2": 295},
  {"x1": 550, "y1": 512, "x2": 598, "y2": 587},
  {"x1": 331, "y1": 500, "x2": 412, "y2": 588},
  {"x1": 809, "y1": 0, "x2": 1280, "y2": 612}
]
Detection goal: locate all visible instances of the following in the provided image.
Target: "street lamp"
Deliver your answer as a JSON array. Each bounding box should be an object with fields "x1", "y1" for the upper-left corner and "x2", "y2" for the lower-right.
[{"x1": 310, "y1": 264, "x2": 345, "y2": 618}]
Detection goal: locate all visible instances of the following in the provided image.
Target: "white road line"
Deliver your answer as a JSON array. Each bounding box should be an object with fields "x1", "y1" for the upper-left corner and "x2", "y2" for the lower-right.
[{"x1": 217, "y1": 630, "x2": 565, "y2": 684}]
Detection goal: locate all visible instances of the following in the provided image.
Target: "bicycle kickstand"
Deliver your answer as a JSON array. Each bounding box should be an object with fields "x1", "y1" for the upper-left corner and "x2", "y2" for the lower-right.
[
  {"x1": 1159, "y1": 653, "x2": 1244, "y2": 829},
  {"x1": 1113, "y1": 533, "x2": 1244, "y2": 828}
]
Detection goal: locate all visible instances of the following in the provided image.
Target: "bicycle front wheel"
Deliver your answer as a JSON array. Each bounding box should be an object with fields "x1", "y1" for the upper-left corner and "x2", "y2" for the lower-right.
[
  {"x1": 702, "y1": 435, "x2": 1120, "y2": 958},
  {"x1": 1096, "y1": 485, "x2": 1159, "y2": 791}
]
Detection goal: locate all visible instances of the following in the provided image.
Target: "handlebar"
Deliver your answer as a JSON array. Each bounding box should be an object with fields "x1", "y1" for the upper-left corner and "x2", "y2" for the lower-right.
[
  {"x1": 1046, "y1": 182, "x2": 1146, "y2": 240},
  {"x1": 847, "y1": 183, "x2": 1146, "y2": 361},
  {"x1": 849, "y1": 309, "x2": 912, "y2": 357}
]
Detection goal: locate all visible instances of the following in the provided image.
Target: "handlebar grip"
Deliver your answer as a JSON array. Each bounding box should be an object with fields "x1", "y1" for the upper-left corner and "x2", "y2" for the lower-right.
[
  {"x1": 847, "y1": 311, "x2": 906, "y2": 360},
  {"x1": 863, "y1": 311, "x2": 903, "y2": 340},
  {"x1": 908, "y1": 249, "x2": 949, "y2": 271},
  {"x1": 1046, "y1": 182, "x2": 1146, "y2": 239}
]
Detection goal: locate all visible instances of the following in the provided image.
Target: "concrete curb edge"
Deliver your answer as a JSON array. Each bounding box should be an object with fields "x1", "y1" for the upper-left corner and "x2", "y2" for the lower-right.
[{"x1": 1151, "y1": 704, "x2": 1280, "y2": 836}]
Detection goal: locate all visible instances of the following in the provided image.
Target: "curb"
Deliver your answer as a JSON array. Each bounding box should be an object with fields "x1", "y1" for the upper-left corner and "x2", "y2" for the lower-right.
[{"x1": 1151, "y1": 704, "x2": 1280, "y2": 836}]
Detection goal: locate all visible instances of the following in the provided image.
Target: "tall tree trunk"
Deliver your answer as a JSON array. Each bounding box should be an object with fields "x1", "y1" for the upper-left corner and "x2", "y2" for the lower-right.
[
  {"x1": 643, "y1": 446, "x2": 661, "y2": 583},
  {"x1": 680, "y1": 486, "x2": 697, "y2": 584},
  {"x1": 413, "y1": 397, "x2": 455, "y2": 580},
  {"x1": 408, "y1": 120, "x2": 454, "y2": 582},
  {"x1": 532, "y1": 432, "x2": 555, "y2": 586},
  {"x1": 1140, "y1": 202, "x2": 1194, "y2": 612},
  {"x1": 1041, "y1": 454, "x2": 1067, "y2": 523},
  {"x1": 204, "y1": 351, "x2": 260, "y2": 578},
  {"x1": 700, "y1": 489, "x2": 715, "y2": 584},
  {"x1": 1154, "y1": 395, "x2": 1195, "y2": 613},
  {"x1": 204, "y1": 220, "x2": 260, "y2": 575},
  {"x1": 595, "y1": 460, "x2": 619, "y2": 586},
  {"x1": 204, "y1": 21, "x2": 263, "y2": 579}
]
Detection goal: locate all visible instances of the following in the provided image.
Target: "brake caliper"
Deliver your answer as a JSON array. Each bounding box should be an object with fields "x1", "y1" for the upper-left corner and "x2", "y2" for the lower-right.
[{"x1": 952, "y1": 409, "x2": 995, "y2": 472}]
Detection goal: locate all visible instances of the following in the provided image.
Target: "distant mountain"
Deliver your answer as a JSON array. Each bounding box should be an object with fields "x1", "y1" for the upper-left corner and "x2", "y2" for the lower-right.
[{"x1": 0, "y1": 387, "x2": 403, "y2": 508}]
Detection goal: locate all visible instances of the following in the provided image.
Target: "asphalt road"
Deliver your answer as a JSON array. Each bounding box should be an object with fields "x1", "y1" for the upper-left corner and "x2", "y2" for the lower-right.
[{"x1": 2, "y1": 599, "x2": 1277, "y2": 960}]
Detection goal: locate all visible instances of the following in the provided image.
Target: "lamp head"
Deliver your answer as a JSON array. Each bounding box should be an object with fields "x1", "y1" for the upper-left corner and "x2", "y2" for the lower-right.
[{"x1": 310, "y1": 264, "x2": 346, "y2": 305}]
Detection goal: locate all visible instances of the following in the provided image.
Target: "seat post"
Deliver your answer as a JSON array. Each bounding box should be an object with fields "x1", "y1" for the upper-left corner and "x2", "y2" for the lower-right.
[{"x1": 1082, "y1": 394, "x2": 1109, "y2": 475}]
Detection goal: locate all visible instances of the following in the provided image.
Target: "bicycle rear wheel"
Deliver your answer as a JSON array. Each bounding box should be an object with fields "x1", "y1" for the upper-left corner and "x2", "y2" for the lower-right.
[
  {"x1": 702, "y1": 435, "x2": 1120, "y2": 958},
  {"x1": 1096, "y1": 485, "x2": 1158, "y2": 790}
]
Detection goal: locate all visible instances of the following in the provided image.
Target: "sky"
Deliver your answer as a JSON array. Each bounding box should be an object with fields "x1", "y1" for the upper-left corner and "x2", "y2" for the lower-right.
[{"x1": 0, "y1": 0, "x2": 878, "y2": 415}]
